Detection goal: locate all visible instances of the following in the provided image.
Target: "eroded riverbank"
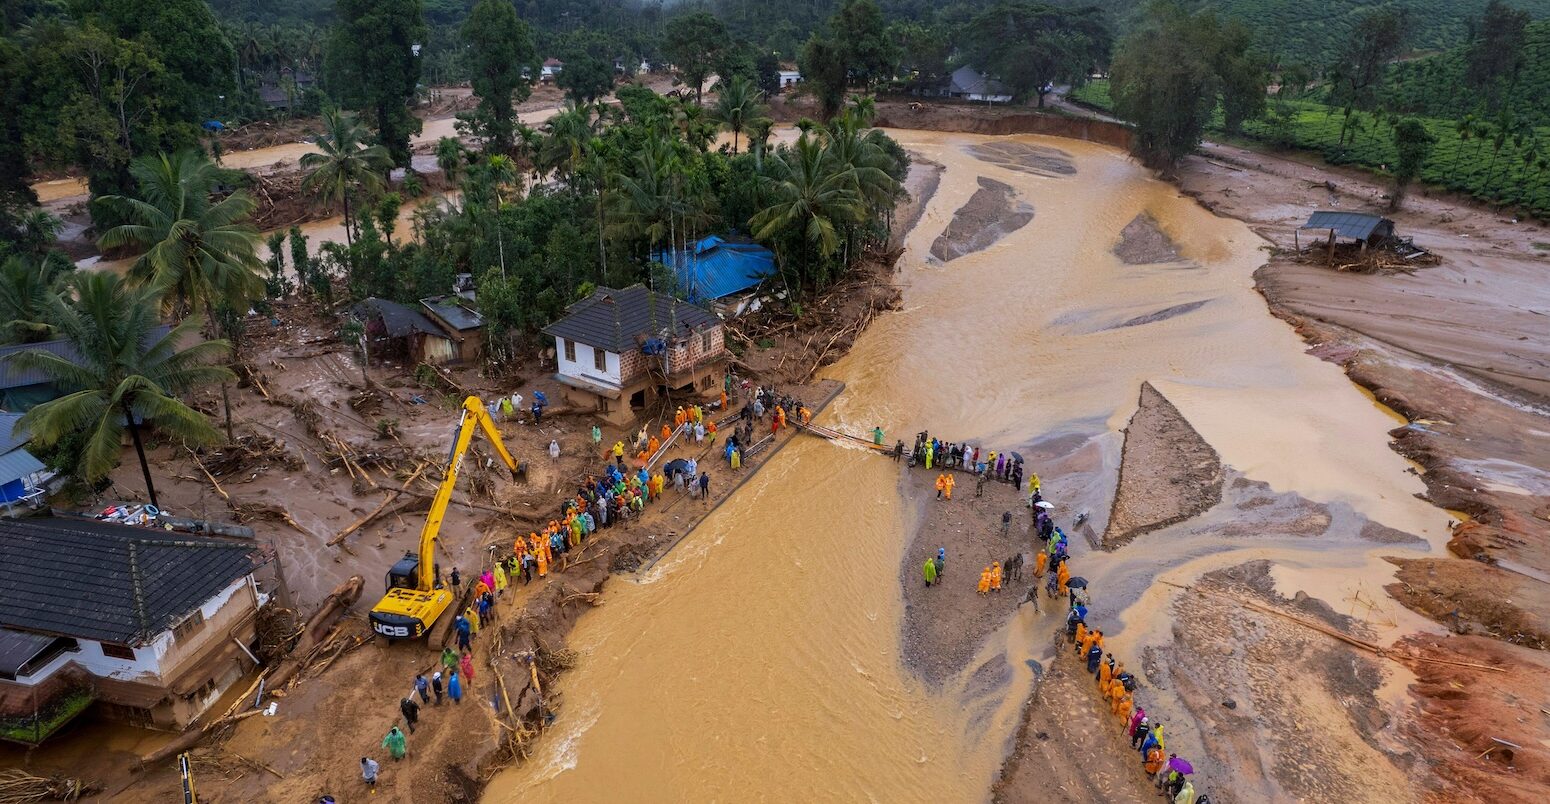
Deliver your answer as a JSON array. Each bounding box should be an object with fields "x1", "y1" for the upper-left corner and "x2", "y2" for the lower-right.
[{"x1": 487, "y1": 130, "x2": 1454, "y2": 802}]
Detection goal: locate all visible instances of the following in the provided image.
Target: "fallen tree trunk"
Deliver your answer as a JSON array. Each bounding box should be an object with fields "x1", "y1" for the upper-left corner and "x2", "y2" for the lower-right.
[{"x1": 327, "y1": 463, "x2": 430, "y2": 547}]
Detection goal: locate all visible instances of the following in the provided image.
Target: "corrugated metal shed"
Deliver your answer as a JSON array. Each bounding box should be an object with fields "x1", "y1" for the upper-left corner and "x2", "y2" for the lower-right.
[
  {"x1": 420, "y1": 296, "x2": 484, "y2": 331},
  {"x1": 0, "y1": 518, "x2": 260, "y2": 645},
  {"x1": 0, "y1": 413, "x2": 26, "y2": 454},
  {"x1": 351, "y1": 298, "x2": 443, "y2": 338},
  {"x1": 543, "y1": 285, "x2": 719, "y2": 354},
  {"x1": 1299, "y1": 211, "x2": 1394, "y2": 242},
  {"x1": 0, "y1": 450, "x2": 43, "y2": 483},
  {"x1": 0, "y1": 325, "x2": 175, "y2": 391}
]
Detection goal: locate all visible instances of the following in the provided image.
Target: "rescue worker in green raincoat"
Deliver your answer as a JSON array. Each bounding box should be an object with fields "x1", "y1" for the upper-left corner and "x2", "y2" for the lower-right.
[
  {"x1": 382, "y1": 725, "x2": 407, "y2": 760},
  {"x1": 923, "y1": 556, "x2": 938, "y2": 587}
]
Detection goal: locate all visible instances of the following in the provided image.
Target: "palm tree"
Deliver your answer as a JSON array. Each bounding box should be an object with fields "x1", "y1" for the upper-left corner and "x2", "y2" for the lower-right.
[
  {"x1": 435, "y1": 137, "x2": 464, "y2": 185},
  {"x1": 608, "y1": 137, "x2": 678, "y2": 250},
  {"x1": 750, "y1": 133, "x2": 867, "y2": 291},
  {"x1": 710, "y1": 76, "x2": 770, "y2": 154},
  {"x1": 748, "y1": 118, "x2": 775, "y2": 171},
  {"x1": 12, "y1": 272, "x2": 234, "y2": 508},
  {"x1": 538, "y1": 102, "x2": 598, "y2": 186},
  {"x1": 96, "y1": 150, "x2": 265, "y2": 318},
  {"x1": 0, "y1": 253, "x2": 71, "y2": 344},
  {"x1": 300, "y1": 108, "x2": 392, "y2": 247}
]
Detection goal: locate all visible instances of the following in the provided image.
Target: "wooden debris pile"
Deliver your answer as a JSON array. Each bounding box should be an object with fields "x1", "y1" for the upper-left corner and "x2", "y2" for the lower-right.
[
  {"x1": 1289, "y1": 241, "x2": 1441, "y2": 274},
  {"x1": 0, "y1": 770, "x2": 98, "y2": 803},
  {"x1": 202, "y1": 434, "x2": 303, "y2": 478}
]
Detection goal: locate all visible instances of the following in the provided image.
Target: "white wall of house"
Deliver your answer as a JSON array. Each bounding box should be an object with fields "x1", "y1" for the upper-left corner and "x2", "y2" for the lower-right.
[
  {"x1": 777, "y1": 71, "x2": 801, "y2": 88},
  {"x1": 555, "y1": 337, "x2": 622, "y2": 387},
  {"x1": 65, "y1": 575, "x2": 254, "y2": 685}
]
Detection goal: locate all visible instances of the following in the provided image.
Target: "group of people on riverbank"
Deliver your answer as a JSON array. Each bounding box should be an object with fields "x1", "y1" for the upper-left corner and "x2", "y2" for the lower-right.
[
  {"x1": 1032, "y1": 498, "x2": 1209, "y2": 802},
  {"x1": 907, "y1": 431, "x2": 1028, "y2": 494},
  {"x1": 905, "y1": 429, "x2": 1209, "y2": 803}
]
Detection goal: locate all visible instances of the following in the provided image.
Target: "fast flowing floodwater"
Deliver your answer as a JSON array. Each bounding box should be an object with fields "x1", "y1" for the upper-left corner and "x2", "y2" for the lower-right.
[{"x1": 488, "y1": 130, "x2": 1446, "y2": 802}]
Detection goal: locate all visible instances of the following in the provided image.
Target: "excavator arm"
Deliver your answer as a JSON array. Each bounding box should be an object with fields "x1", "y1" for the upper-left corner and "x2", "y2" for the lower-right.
[
  {"x1": 370, "y1": 396, "x2": 521, "y2": 640},
  {"x1": 414, "y1": 396, "x2": 520, "y2": 590}
]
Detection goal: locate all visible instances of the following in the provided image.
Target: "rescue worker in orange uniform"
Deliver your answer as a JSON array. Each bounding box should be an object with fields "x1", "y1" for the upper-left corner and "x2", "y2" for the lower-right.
[
  {"x1": 989, "y1": 561, "x2": 1002, "y2": 591},
  {"x1": 977, "y1": 566, "x2": 992, "y2": 595},
  {"x1": 943, "y1": 473, "x2": 955, "y2": 500},
  {"x1": 1143, "y1": 745, "x2": 1166, "y2": 776},
  {"x1": 1033, "y1": 550, "x2": 1049, "y2": 578}
]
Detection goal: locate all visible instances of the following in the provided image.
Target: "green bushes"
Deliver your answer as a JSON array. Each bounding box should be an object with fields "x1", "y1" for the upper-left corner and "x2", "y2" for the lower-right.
[{"x1": 1073, "y1": 80, "x2": 1550, "y2": 216}]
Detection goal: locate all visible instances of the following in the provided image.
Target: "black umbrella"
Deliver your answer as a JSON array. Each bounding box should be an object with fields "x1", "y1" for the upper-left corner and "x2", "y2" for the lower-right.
[
  {"x1": 1066, "y1": 576, "x2": 1089, "y2": 589},
  {"x1": 1010, "y1": 451, "x2": 1025, "y2": 463},
  {"x1": 664, "y1": 458, "x2": 690, "y2": 477}
]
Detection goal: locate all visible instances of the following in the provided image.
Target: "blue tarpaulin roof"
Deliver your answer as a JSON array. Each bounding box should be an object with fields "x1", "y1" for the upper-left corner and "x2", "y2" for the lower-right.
[{"x1": 657, "y1": 235, "x2": 775, "y2": 303}]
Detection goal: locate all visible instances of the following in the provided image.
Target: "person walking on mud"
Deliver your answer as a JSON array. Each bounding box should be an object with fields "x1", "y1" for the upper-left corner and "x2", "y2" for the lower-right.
[
  {"x1": 413, "y1": 673, "x2": 429, "y2": 705},
  {"x1": 361, "y1": 757, "x2": 379, "y2": 791},
  {"x1": 399, "y1": 697, "x2": 420, "y2": 734},
  {"x1": 431, "y1": 671, "x2": 444, "y2": 704},
  {"x1": 935, "y1": 548, "x2": 945, "y2": 580},
  {"x1": 382, "y1": 725, "x2": 407, "y2": 760},
  {"x1": 923, "y1": 555, "x2": 938, "y2": 587},
  {"x1": 1019, "y1": 583, "x2": 1041, "y2": 613}
]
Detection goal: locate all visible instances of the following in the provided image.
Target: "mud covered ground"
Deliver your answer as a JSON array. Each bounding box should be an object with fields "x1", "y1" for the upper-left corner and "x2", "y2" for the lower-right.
[
  {"x1": 930, "y1": 176, "x2": 1034, "y2": 262},
  {"x1": 1151, "y1": 561, "x2": 1414, "y2": 803},
  {"x1": 993, "y1": 650, "x2": 1154, "y2": 804},
  {"x1": 1102, "y1": 382, "x2": 1222, "y2": 549},
  {"x1": 9, "y1": 289, "x2": 856, "y2": 802},
  {"x1": 1112, "y1": 213, "x2": 1185, "y2": 265},
  {"x1": 1167, "y1": 140, "x2": 1550, "y2": 799},
  {"x1": 895, "y1": 464, "x2": 1032, "y2": 686}
]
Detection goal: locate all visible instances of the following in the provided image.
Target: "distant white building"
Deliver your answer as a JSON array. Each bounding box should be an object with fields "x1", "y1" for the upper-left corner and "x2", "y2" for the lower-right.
[
  {"x1": 541, "y1": 58, "x2": 564, "y2": 82},
  {"x1": 776, "y1": 69, "x2": 801, "y2": 90}
]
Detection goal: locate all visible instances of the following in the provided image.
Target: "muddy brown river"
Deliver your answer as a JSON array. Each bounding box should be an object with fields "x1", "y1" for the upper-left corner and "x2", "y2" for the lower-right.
[{"x1": 485, "y1": 132, "x2": 1449, "y2": 802}]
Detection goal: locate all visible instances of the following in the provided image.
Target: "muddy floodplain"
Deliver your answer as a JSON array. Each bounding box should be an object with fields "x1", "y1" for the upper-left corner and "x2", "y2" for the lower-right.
[{"x1": 487, "y1": 130, "x2": 1459, "y2": 804}]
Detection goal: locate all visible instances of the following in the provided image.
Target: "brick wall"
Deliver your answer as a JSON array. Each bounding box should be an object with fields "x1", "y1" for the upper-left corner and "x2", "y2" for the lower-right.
[{"x1": 619, "y1": 324, "x2": 725, "y2": 386}]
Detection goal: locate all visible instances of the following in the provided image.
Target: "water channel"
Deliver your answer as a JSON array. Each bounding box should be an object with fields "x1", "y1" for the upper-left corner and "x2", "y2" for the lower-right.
[{"x1": 485, "y1": 130, "x2": 1447, "y2": 802}]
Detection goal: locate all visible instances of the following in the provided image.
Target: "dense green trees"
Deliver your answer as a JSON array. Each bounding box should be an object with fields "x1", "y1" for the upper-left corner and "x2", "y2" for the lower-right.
[
  {"x1": 830, "y1": 0, "x2": 899, "y2": 89},
  {"x1": 324, "y1": 0, "x2": 426, "y2": 166},
  {"x1": 662, "y1": 11, "x2": 728, "y2": 103},
  {"x1": 1328, "y1": 7, "x2": 1410, "y2": 147},
  {"x1": 711, "y1": 76, "x2": 771, "y2": 154},
  {"x1": 96, "y1": 150, "x2": 264, "y2": 317},
  {"x1": 459, "y1": 0, "x2": 537, "y2": 153},
  {"x1": 300, "y1": 108, "x2": 393, "y2": 247},
  {"x1": 799, "y1": 35, "x2": 849, "y2": 121},
  {"x1": 962, "y1": 2, "x2": 1110, "y2": 107},
  {"x1": 1110, "y1": 1, "x2": 1268, "y2": 170},
  {"x1": 1390, "y1": 117, "x2": 1438, "y2": 209}
]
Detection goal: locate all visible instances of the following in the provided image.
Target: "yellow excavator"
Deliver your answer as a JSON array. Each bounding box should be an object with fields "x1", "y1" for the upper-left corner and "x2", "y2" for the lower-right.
[{"x1": 369, "y1": 396, "x2": 520, "y2": 640}]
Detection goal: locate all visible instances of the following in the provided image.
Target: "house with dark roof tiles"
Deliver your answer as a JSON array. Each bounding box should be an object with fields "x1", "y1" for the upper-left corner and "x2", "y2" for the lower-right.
[
  {"x1": 0, "y1": 518, "x2": 264, "y2": 739},
  {"x1": 542, "y1": 285, "x2": 726, "y2": 425}
]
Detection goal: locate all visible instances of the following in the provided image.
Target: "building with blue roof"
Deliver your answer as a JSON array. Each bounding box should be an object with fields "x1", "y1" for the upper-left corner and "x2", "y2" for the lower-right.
[{"x1": 656, "y1": 235, "x2": 776, "y2": 305}]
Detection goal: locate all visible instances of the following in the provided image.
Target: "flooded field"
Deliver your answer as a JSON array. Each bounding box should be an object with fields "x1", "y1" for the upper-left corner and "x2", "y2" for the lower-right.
[{"x1": 487, "y1": 132, "x2": 1447, "y2": 801}]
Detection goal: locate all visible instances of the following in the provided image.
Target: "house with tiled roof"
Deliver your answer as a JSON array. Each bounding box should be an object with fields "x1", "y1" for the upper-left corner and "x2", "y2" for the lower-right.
[
  {"x1": 542, "y1": 285, "x2": 726, "y2": 425},
  {"x1": 0, "y1": 517, "x2": 265, "y2": 741}
]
